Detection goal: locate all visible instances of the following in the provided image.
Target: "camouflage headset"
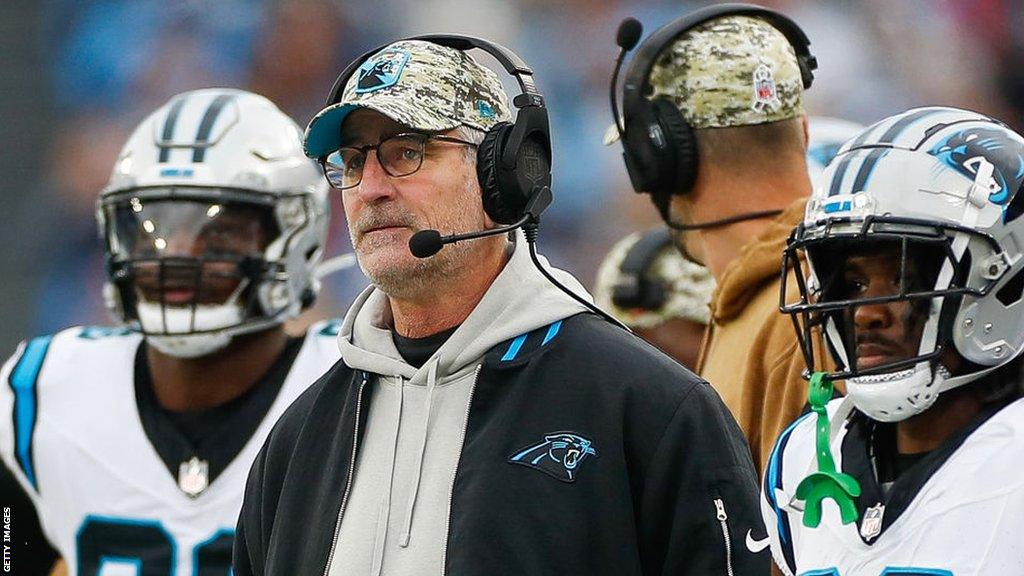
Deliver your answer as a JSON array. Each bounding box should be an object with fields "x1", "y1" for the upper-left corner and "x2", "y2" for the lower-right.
[
  {"x1": 614, "y1": 3, "x2": 817, "y2": 219},
  {"x1": 321, "y1": 34, "x2": 551, "y2": 225}
]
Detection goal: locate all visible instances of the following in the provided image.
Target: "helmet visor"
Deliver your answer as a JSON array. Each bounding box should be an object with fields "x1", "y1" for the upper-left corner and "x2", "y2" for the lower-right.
[{"x1": 102, "y1": 192, "x2": 282, "y2": 334}]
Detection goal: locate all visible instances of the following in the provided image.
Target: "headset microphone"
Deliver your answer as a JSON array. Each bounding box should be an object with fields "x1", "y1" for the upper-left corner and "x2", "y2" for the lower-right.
[
  {"x1": 408, "y1": 186, "x2": 553, "y2": 259},
  {"x1": 407, "y1": 187, "x2": 631, "y2": 331},
  {"x1": 617, "y1": 17, "x2": 643, "y2": 49},
  {"x1": 409, "y1": 214, "x2": 532, "y2": 259},
  {"x1": 610, "y1": 18, "x2": 642, "y2": 137}
]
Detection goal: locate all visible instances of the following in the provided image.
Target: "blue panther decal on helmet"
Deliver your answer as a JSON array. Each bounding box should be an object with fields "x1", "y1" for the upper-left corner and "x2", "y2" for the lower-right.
[
  {"x1": 928, "y1": 126, "x2": 1024, "y2": 205},
  {"x1": 509, "y1": 432, "x2": 597, "y2": 483}
]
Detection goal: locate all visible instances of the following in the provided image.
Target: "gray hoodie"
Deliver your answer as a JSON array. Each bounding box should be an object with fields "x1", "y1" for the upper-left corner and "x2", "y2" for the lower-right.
[{"x1": 329, "y1": 234, "x2": 591, "y2": 576}]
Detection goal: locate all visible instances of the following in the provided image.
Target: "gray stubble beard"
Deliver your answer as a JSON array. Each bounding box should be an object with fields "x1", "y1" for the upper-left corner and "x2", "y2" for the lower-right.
[{"x1": 352, "y1": 168, "x2": 486, "y2": 301}]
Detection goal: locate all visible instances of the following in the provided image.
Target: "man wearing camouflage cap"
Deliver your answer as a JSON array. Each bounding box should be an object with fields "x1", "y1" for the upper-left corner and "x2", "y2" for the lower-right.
[
  {"x1": 235, "y1": 38, "x2": 766, "y2": 576},
  {"x1": 613, "y1": 9, "x2": 832, "y2": 477}
]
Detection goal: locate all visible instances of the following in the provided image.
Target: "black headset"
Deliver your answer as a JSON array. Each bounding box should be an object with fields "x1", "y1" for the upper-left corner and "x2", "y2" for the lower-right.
[
  {"x1": 615, "y1": 3, "x2": 817, "y2": 219},
  {"x1": 611, "y1": 228, "x2": 673, "y2": 311},
  {"x1": 324, "y1": 34, "x2": 552, "y2": 225}
]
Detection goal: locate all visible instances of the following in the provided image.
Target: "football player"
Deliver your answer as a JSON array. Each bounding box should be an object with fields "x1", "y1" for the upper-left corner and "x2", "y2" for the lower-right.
[
  {"x1": 0, "y1": 88, "x2": 340, "y2": 575},
  {"x1": 764, "y1": 106, "x2": 1024, "y2": 574}
]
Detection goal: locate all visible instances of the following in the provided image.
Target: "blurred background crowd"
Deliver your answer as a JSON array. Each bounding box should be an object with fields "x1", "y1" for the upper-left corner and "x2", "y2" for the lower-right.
[{"x1": 1, "y1": 0, "x2": 1022, "y2": 356}]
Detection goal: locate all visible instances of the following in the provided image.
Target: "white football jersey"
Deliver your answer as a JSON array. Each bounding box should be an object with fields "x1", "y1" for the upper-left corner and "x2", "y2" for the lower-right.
[
  {"x1": 0, "y1": 320, "x2": 342, "y2": 575},
  {"x1": 762, "y1": 397, "x2": 1024, "y2": 576}
]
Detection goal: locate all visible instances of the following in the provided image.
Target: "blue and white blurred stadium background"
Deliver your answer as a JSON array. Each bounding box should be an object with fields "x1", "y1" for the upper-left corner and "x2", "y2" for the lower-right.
[{"x1": 1, "y1": 0, "x2": 1021, "y2": 355}]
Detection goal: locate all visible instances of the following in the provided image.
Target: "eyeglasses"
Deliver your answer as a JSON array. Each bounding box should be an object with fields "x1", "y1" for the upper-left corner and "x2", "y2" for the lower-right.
[{"x1": 321, "y1": 132, "x2": 478, "y2": 190}]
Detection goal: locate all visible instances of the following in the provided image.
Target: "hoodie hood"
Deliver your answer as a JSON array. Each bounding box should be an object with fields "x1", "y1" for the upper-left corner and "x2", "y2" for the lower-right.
[
  {"x1": 711, "y1": 198, "x2": 807, "y2": 322},
  {"x1": 338, "y1": 231, "x2": 592, "y2": 384}
]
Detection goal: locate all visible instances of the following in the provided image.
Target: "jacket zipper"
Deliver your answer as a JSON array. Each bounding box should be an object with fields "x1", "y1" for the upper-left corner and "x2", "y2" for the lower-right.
[
  {"x1": 440, "y1": 364, "x2": 482, "y2": 575},
  {"x1": 322, "y1": 372, "x2": 369, "y2": 576},
  {"x1": 714, "y1": 498, "x2": 734, "y2": 576}
]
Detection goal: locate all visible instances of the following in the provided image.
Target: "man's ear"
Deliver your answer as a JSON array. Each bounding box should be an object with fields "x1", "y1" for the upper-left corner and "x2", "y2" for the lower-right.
[{"x1": 801, "y1": 113, "x2": 810, "y2": 150}]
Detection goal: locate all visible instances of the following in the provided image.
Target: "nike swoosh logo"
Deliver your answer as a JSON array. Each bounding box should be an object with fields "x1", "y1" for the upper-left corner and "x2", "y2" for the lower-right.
[{"x1": 745, "y1": 529, "x2": 770, "y2": 553}]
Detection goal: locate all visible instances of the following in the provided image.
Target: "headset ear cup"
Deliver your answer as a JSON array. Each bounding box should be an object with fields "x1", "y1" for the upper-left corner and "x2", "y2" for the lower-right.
[
  {"x1": 624, "y1": 98, "x2": 697, "y2": 218},
  {"x1": 476, "y1": 122, "x2": 519, "y2": 224},
  {"x1": 622, "y1": 104, "x2": 660, "y2": 195},
  {"x1": 651, "y1": 97, "x2": 697, "y2": 197}
]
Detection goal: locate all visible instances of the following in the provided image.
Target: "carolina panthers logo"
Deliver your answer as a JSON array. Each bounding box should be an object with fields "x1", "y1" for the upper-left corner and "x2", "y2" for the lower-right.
[
  {"x1": 929, "y1": 127, "x2": 1024, "y2": 205},
  {"x1": 509, "y1": 432, "x2": 597, "y2": 483},
  {"x1": 355, "y1": 50, "x2": 410, "y2": 94}
]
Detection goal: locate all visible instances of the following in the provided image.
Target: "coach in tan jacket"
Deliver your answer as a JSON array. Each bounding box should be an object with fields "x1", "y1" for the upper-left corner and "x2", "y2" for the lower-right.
[
  {"x1": 611, "y1": 12, "x2": 831, "y2": 474},
  {"x1": 696, "y1": 199, "x2": 833, "y2": 472}
]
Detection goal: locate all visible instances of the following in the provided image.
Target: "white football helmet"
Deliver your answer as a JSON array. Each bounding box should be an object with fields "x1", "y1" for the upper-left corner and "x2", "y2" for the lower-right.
[
  {"x1": 805, "y1": 116, "x2": 865, "y2": 186},
  {"x1": 97, "y1": 88, "x2": 330, "y2": 358},
  {"x1": 783, "y1": 106, "x2": 1024, "y2": 422}
]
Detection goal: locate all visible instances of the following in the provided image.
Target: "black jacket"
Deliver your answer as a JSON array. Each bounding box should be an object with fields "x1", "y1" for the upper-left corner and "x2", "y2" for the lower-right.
[{"x1": 234, "y1": 313, "x2": 769, "y2": 575}]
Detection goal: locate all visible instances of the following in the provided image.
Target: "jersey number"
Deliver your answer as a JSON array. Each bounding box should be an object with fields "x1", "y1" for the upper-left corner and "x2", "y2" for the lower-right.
[{"x1": 77, "y1": 516, "x2": 232, "y2": 576}]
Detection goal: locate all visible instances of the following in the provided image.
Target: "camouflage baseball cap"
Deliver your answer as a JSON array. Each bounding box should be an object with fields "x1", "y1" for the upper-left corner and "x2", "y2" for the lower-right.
[
  {"x1": 652, "y1": 15, "x2": 804, "y2": 129},
  {"x1": 304, "y1": 39, "x2": 512, "y2": 158}
]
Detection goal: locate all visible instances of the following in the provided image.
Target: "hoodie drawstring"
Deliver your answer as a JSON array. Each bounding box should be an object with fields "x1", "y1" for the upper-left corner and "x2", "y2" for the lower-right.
[
  {"x1": 399, "y1": 358, "x2": 439, "y2": 547},
  {"x1": 371, "y1": 375, "x2": 405, "y2": 576}
]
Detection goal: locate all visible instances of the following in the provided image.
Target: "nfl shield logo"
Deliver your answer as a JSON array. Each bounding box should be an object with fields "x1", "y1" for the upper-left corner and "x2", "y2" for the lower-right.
[
  {"x1": 519, "y1": 140, "x2": 548, "y2": 184},
  {"x1": 356, "y1": 50, "x2": 410, "y2": 94},
  {"x1": 860, "y1": 502, "x2": 885, "y2": 540},
  {"x1": 178, "y1": 456, "x2": 209, "y2": 497},
  {"x1": 752, "y1": 63, "x2": 780, "y2": 112}
]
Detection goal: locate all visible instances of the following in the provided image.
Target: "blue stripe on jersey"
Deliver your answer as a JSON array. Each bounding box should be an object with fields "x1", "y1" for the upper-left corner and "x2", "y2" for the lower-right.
[
  {"x1": 799, "y1": 569, "x2": 840, "y2": 576},
  {"x1": 8, "y1": 335, "x2": 53, "y2": 490},
  {"x1": 541, "y1": 320, "x2": 563, "y2": 346},
  {"x1": 501, "y1": 333, "x2": 529, "y2": 361},
  {"x1": 765, "y1": 412, "x2": 814, "y2": 573}
]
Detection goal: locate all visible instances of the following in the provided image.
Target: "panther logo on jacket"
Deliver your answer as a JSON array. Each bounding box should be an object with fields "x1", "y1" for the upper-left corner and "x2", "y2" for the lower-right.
[{"x1": 509, "y1": 432, "x2": 597, "y2": 483}]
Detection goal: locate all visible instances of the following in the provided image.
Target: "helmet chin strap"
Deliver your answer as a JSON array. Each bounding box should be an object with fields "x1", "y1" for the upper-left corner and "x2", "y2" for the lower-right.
[
  {"x1": 139, "y1": 303, "x2": 243, "y2": 358},
  {"x1": 940, "y1": 357, "x2": 1007, "y2": 393},
  {"x1": 849, "y1": 362, "x2": 946, "y2": 423},
  {"x1": 147, "y1": 331, "x2": 234, "y2": 359},
  {"x1": 137, "y1": 278, "x2": 251, "y2": 359}
]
